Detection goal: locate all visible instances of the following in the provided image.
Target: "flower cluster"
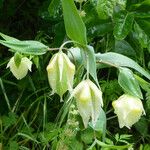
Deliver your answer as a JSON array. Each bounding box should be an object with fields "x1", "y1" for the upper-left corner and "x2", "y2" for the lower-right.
[
  {"x1": 46, "y1": 49, "x2": 145, "y2": 128},
  {"x1": 46, "y1": 50, "x2": 103, "y2": 127},
  {"x1": 7, "y1": 46, "x2": 145, "y2": 129}
]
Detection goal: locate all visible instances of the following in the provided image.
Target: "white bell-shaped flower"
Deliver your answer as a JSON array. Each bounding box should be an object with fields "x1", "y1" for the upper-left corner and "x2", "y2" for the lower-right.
[
  {"x1": 112, "y1": 94, "x2": 145, "y2": 129},
  {"x1": 46, "y1": 51, "x2": 75, "y2": 99},
  {"x1": 7, "y1": 56, "x2": 32, "y2": 80},
  {"x1": 72, "y1": 79, "x2": 103, "y2": 127}
]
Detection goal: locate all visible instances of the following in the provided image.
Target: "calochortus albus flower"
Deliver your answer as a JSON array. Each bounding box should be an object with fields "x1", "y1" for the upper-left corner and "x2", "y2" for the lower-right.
[
  {"x1": 7, "y1": 56, "x2": 32, "y2": 80},
  {"x1": 46, "y1": 51, "x2": 75, "y2": 99},
  {"x1": 112, "y1": 94, "x2": 145, "y2": 129},
  {"x1": 71, "y1": 79, "x2": 103, "y2": 128}
]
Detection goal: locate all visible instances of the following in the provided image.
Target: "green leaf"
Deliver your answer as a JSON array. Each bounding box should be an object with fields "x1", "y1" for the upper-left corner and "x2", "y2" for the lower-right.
[
  {"x1": 88, "y1": 22, "x2": 113, "y2": 37},
  {"x1": 2, "y1": 112, "x2": 17, "y2": 128},
  {"x1": 48, "y1": 0, "x2": 60, "y2": 18},
  {"x1": 118, "y1": 67, "x2": 143, "y2": 99},
  {"x1": 32, "y1": 56, "x2": 39, "y2": 68},
  {"x1": 136, "y1": 19, "x2": 150, "y2": 37},
  {"x1": 135, "y1": 117, "x2": 148, "y2": 137},
  {"x1": 0, "y1": 32, "x2": 19, "y2": 42},
  {"x1": 116, "y1": 0, "x2": 127, "y2": 10},
  {"x1": 134, "y1": 74, "x2": 150, "y2": 91},
  {"x1": 9, "y1": 141, "x2": 19, "y2": 150},
  {"x1": 17, "y1": 132, "x2": 39, "y2": 143},
  {"x1": 96, "y1": 52, "x2": 150, "y2": 80},
  {"x1": 89, "y1": 108, "x2": 106, "y2": 135},
  {"x1": 114, "y1": 40, "x2": 136, "y2": 57},
  {"x1": 0, "y1": 40, "x2": 48, "y2": 55},
  {"x1": 82, "y1": 46, "x2": 99, "y2": 86},
  {"x1": 135, "y1": 12, "x2": 150, "y2": 18},
  {"x1": 113, "y1": 11, "x2": 134, "y2": 40},
  {"x1": 62, "y1": 0, "x2": 87, "y2": 45},
  {"x1": 81, "y1": 128, "x2": 94, "y2": 144},
  {"x1": 134, "y1": 22, "x2": 149, "y2": 49},
  {"x1": 69, "y1": 139, "x2": 83, "y2": 150},
  {"x1": 96, "y1": 0, "x2": 116, "y2": 20},
  {"x1": 90, "y1": 139, "x2": 132, "y2": 149}
]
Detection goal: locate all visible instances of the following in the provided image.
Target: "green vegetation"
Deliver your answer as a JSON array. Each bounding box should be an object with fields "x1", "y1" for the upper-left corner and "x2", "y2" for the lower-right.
[{"x1": 0, "y1": 0, "x2": 150, "y2": 149}]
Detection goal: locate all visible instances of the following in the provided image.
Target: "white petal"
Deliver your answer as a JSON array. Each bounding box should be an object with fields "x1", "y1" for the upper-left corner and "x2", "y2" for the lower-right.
[
  {"x1": 22, "y1": 57, "x2": 32, "y2": 72},
  {"x1": 112, "y1": 94, "x2": 145, "y2": 128},
  {"x1": 58, "y1": 52, "x2": 64, "y2": 81}
]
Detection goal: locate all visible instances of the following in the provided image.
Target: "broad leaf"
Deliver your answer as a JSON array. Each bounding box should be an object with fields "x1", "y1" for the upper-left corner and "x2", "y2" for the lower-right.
[
  {"x1": 62, "y1": 0, "x2": 87, "y2": 45},
  {"x1": 113, "y1": 11, "x2": 134, "y2": 40},
  {"x1": 96, "y1": 52, "x2": 150, "y2": 80},
  {"x1": 96, "y1": 0, "x2": 116, "y2": 20},
  {"x1": 48, "y1": 0, "x2": 60, "y2": 18},
  {"x1": 114, "y1": 40, "x2": 136, "y2": 57},
  {"x1": 0, "y1": 40, "x2": 48, "y2": 55},
  {"x1": 118, "y1": 67, "x2": 143, "y2": 99}
]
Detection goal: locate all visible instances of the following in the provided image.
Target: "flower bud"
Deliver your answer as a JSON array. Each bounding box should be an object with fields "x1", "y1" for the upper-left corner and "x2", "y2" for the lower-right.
[
  {"x1": 7, "y1": 56, "x2": 32, "y2": 80},
  {"x1": 72, "y1": 79, "x2": 103, "y2": 127},
  {"x1": 46, "y1": 51, "x2": 75, "y2": 99},
  {"x1": 112, "y1": 94, "x2": 145, "y2": 129}
]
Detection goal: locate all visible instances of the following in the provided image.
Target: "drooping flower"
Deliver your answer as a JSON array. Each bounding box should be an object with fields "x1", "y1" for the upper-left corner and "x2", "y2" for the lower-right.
[
  {"x1": 71, "y1": 79, "x2": 103, "y2": 127},
  {"x1": 7, "y1": 56, "x2": 32, "y2": 80},
  {"x1": 112, "y1": 94, "x2": 145, "y2": 129},
  {"x1": 46, "y1": 51, "x2": 75, "y2": 99}
]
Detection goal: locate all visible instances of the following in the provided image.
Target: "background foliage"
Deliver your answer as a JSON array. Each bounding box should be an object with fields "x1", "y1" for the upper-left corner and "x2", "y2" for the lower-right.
[{"x1": 0, "y1": 0, "x2": 150, "y2": 149}]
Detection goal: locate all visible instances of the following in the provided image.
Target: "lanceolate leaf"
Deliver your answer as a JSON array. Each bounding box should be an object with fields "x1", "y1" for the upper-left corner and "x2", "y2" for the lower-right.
[
  {"x1": 0, "y1": 32, "x2": 19, "y2": 42},
  {"x1": 0, "y1": 40, "x2": 48, "y2": 55},
  {"x1": 96, "y1": 52, "x2": 150, "y2": 80},
  {"x1": 82, "y1": 46, "x2": 99, "y2": 86},
  {"x1": 118, "y1": 67, "x2": 143, "y2": 99},
  {"x1": 113, "y1": 11, "x2": 134, "y2": 40},
  {"x1": 62, "y1": 0, "x2": 87, "y2": 45}
]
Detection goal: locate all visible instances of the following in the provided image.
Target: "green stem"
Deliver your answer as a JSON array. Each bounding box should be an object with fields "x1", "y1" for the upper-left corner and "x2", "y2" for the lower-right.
[
  {"x1": 86, "y1": 52, "x2": 90, "y2": 79},
  {"x1": 0, "y1": 78, "x2": 11, "y2": 112},
  {"x1": 88, "y1": 139, "x2": 132, "y2": 150}
]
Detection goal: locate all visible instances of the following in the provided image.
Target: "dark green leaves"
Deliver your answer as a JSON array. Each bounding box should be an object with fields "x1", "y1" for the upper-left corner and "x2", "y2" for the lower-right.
[
  {"x1": 48, "y1": 0, "x2": 60, "y2": 18},
  {"x1": 96, "y1": 52, "x2": 150, "y2": 80},
  {"x1": 134, "y1": 22, "x2": 150, "y2": 50},
  {"x1": 114, "y1": 11, "x2": 134, "y2": 40},
  {"x1": 62, "y1": 0, "x2": 87, "y2": 45},
  {"x1": 118, "y1": 67, "x2": 143, "y2": 99},
  {"x1": 0, "y1": 33, "x2": 48, "y2": 55}
]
